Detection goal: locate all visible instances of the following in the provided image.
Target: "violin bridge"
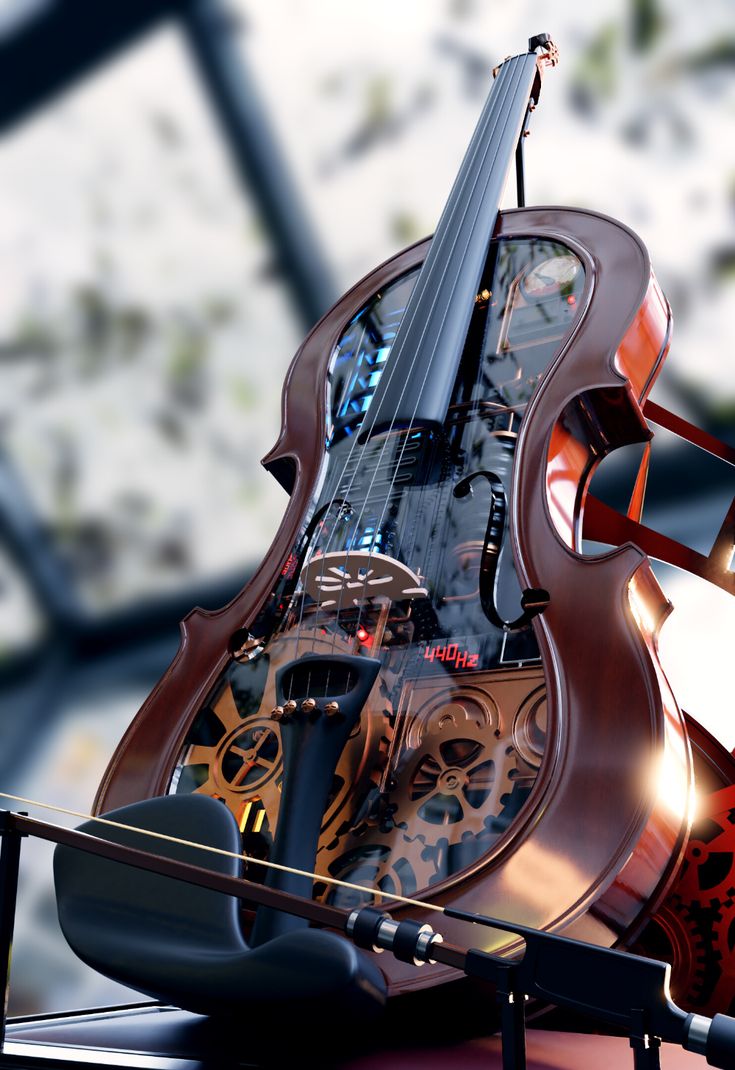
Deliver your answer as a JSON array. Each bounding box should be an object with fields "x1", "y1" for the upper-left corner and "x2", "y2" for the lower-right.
[{"x1": 300, "y1": 550, "x2": 428, "y2": 608}]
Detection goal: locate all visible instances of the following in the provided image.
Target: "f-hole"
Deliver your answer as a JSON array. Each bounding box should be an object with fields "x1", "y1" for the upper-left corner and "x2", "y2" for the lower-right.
[{"x1": 454, "y1": 471, "x2": 549, "y2": 630}]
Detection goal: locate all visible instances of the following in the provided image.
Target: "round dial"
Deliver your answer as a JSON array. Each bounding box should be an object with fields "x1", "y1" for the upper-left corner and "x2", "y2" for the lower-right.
[{"x1": 520, "y1": 254, "x2": 580, "y2": 299}]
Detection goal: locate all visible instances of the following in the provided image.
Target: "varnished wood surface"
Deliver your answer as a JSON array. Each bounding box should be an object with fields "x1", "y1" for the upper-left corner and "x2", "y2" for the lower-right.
[{"x1": 93, "y1": 207, "x2": 689, "y2": 998}]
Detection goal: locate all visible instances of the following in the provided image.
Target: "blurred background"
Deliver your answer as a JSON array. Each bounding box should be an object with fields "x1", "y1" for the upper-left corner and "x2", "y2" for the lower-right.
[{"x1": 0, "y1": 0, "x2": 733, "y2": 1018}]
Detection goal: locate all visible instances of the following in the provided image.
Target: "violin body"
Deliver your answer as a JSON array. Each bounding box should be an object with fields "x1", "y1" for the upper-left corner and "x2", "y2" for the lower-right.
[{"x1": 95, "y1": 204, "x2": 691, "y2": 995}]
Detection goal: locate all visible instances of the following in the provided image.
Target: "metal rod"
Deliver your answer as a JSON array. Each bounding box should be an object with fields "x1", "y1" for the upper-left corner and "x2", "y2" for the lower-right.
[
  {"x1": 497, "y1": 967, "x2": 527, "y2": 1070},
  {"x1": 630, "y1": 1010, "x2": 663, "y2": 1070},
  {"x1": 515, "y1": 136, "x2": 525, "y2": 208},
  {"x1": 0, "y1": 819, "x2": 22, "y2": 1050},
  {"x1": 631, "y1": 1035, "x2": 662, "y2": 1070},
  {"x1": 180, "y1": 0, "x2": 336, "y2": 329},
  {"x1": 643, "y1": 400, "x2": 735, "y2": 467},
  {"x1": 5, "y1": 808, "x2": 735, "y2": 1070}
]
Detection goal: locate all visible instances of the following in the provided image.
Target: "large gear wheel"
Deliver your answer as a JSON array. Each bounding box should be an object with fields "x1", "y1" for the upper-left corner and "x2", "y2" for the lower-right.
[
  {"x1": 315, "y1": 667, "x2": 546, "y2": 902},
  {"x1": 390, "y1": 684, "x2": 518, "y2": 844},
  {"x1": 677, "y1": 801, "x2": 735, "y2": 908},
  {"x1": 176, "y1": 683, "x2": 282, "y2": 836},
  {"x1": 642, "y1": 784, "x2": 735, "y2": 1016},
  {"x1": 639, "y1": 900, "x2": 713, "y2": 1008},
  {"x1": 173, "y1": 624, "x2": 392, "y2": 847},
  {"x1": 319, "y1": 842, "x2": 420, "y2": 911}
]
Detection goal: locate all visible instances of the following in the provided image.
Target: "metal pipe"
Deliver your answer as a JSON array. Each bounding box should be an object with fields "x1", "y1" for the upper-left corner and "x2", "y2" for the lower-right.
[
  {"x1": 180, "y1": 0, "x2": 337, "y2": 329},
  {"x1": 0, "y1": 818, "x2": 22, "y2": 1050}
]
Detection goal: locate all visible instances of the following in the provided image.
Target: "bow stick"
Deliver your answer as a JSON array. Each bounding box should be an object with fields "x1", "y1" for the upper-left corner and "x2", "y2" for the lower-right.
[{"x1": 2, "y1": 790, "x2": 735, "y2": 1070}]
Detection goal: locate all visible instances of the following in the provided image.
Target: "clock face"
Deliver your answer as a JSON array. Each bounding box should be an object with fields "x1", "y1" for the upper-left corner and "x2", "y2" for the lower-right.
[{"x1": 520, "y1": 254, "x2": 581, "y2": 299}]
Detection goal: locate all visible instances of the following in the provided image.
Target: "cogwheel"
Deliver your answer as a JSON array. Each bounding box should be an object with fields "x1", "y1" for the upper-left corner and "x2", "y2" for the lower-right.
[
  {"x1": 676, "y1": 798, "x2": 735, "y2": 910},
  {"x1": 319, "y1": 841, "x2": 420, "y2": 910},
  {"x1": 637, "y1": 787, "x2": 735, "y2": 1016},
  {"x1": 655, "y1": 900, "x2": 711, "y2": 1006},
  {"x1": 642, "y1": 896, "x2": 722, "y2": 1010},
  {"x1": 390, "y1": 695, "x2": 517, "y2": 848},
  {"x1": 694, "y1": 894, "x2": 735, "y2": 1017},
  {"x1": 174, "y1": 625, "x2": 391, "y2": 847},
  {"x1": 178, "y1": 683, "x2": 283, "y2": 834}
]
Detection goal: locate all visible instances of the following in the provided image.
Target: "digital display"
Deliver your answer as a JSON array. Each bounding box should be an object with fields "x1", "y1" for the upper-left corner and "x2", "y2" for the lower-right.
[
  {"x1": 280, "y1": 552, "x2": 299, "y2": 579},
  {"x1": 423, "y1": 643, "x2": 479, "y2": 670}
]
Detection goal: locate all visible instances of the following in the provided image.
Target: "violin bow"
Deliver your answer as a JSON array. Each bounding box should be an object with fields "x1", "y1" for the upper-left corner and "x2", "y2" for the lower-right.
[{"x1": 1, "y1": 790, "x2": 735, "y2": 1070}]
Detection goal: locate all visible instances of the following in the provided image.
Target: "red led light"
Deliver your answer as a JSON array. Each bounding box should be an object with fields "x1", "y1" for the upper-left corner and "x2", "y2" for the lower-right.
[
  {"x1": 356, "y1": 626, "x2": 369, "y2": 642},
  {"x1": 280, "y1": 552, "x2": 298, "y2": 579},
  {"x1": 566, "y1": 295, "x2": 576, "y2": 306},
  {"x1": 424, "y1": 643, "x2": 478, "y2": 669}
]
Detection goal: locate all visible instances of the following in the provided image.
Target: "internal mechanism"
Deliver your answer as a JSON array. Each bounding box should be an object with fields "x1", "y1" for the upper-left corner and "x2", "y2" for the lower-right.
[
  {"x1": 190, "y1": 709, "x2": 282, "y2": 833},
  {"x1": 319, "y1": 667, "x2": 546, "y2": 905},
  {"x1": 170, "y1": 237, "x2": 584, "y2": 910},
  {"x1": 636, "y1": 783, "x2": 735, "y2": 1016},
  {"x1": 396, "y1": 684, "x2": 512, "y2": 832},
  {"x1": 174, "y1": 625, "x2": 391, "y2": 847}
]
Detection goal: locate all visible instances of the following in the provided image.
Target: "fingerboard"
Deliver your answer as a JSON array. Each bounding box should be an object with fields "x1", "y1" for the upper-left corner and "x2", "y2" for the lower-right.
[{"x1": 363, "y1": 50, "x2": 539, "y2": 437}]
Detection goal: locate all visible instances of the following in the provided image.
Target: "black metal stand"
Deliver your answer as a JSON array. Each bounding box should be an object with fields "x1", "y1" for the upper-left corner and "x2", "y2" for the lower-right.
[
  {"x1": 0, "y1": 816, "x2": 22, "y2": 1051},
  {"x1": 181, "y1": 0, "x2": 336, "y2": 328},
  {"x1": 1, "y1": 806, "x2": 734, "y2": 1070},
  {"x1": 630, "y1": 1009, "x2": 663, "y2": 1070},
  {"x1": 496, "y1": 966, "x2": 528, "y2": 1070}
]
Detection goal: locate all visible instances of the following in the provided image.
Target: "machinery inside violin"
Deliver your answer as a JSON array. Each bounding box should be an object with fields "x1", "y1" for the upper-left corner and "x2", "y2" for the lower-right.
[
  {"x1": 93, "y1": 28, "x2": 725, "y2": 1007},
  {"x1": 171, "y1": 236, "x2": 585, "y2": 906},
  {"x1": 6, "y1": 17, "x2": 735, "y2": 1070}
]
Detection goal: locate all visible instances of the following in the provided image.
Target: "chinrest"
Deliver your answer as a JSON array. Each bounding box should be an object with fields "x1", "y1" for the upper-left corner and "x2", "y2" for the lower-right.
[{"x1": 53, "y1": 794, "x2": 386, "y2": 1023}]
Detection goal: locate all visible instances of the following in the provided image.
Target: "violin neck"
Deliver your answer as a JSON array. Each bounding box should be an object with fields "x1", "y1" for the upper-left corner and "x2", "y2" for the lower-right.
[{"x1": 363, "y1": 48, "x2": 540, "y2": 438}]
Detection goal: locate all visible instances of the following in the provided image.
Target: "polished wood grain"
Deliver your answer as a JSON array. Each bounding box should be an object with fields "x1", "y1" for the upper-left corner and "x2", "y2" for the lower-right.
[{"x1": 94, "y1": 207, "x2": 690, "y2": 998}]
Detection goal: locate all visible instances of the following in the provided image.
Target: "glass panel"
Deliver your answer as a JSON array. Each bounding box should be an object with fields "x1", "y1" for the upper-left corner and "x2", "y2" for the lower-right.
[{"x1": 173, "y1": 236, "x2": 585, "y2": 903}]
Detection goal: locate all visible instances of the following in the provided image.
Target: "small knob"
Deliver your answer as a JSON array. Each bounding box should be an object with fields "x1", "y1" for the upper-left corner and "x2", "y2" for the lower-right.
[
  {"x1": 270, "y1": 705, "x2": 285, "y2": 722},
  {"x1": 301, "y1": 698, "x2": 317, "y2": 714},
  {"x1": 324, "y1": 701, "x2": 340, "y2": 717},
  {"x1": 282, "y1": 700, "x2": 298, "y2": 721}
]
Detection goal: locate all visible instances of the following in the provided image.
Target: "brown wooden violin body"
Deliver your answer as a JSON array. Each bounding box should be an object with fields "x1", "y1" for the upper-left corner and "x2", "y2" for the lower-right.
[{"x1": 95, "y1": 203, "x2": 692, "y2": 996}]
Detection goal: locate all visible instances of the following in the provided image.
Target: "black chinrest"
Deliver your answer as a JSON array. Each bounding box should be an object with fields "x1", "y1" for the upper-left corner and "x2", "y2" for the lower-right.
[{"x1": 53, "y1": 795, "x2": 387, "y2": 1024}]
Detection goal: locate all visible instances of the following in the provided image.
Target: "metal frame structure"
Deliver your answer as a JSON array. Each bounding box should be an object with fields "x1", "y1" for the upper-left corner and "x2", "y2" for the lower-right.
[{"x1": 0, "y1": 0, "x2": 337, "y2": 786}]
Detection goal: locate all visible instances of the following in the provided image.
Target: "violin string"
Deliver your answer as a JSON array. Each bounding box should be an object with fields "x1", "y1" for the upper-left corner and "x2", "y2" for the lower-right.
[
  {"x1": 288, "y1": 320, "x2": 373, "y2": 656},
  {"x1": 354, "y1": 57, "x2": 519, "y2": 447},
  {"x1": 0, "y1": 791, "x2": 444, "y2": 916},
  {"x1": 291, "y1": 62, "x2": 516, "y2": 663},
  {"x1": 340, "y1": 61, "x2": 518, "y2": 555},
  {"x1": 318, "y1": 58, "x2": 522, "y2": 651},
  {"x1": 348, "y1": 57, "x2": 527, "y2": 643}
]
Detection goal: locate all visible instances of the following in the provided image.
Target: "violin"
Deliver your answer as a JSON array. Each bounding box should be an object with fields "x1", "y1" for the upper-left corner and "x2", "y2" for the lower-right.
[{"x1": 93, "y1": 34, "x2": 695, "y2": 1000}]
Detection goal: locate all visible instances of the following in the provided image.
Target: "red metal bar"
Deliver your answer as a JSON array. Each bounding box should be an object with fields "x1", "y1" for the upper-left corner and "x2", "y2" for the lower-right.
[
  {"x1": 644, "y1": 400, "x2": 735, "y2": 467},
  {"x1": 583, "y1": 495, "x2": 735, "y2": 596}
]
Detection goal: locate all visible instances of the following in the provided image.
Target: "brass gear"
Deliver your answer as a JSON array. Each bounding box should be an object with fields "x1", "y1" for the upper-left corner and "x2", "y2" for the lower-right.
[
  {"x1": 319, "y1": 841, "x2": 420, "y2": 911},
  {"x1": 391, "y1": 684, "x2": 517, "y2": 843},
  {"x1": 175, "y1": 624, "x2": 391, "y2": 845}
]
